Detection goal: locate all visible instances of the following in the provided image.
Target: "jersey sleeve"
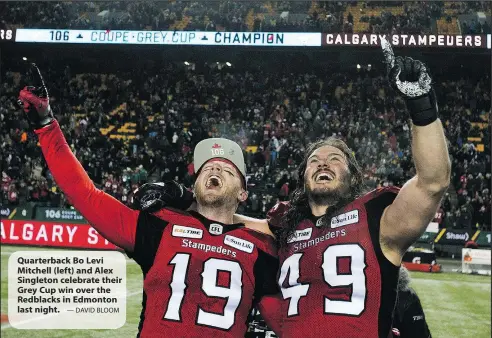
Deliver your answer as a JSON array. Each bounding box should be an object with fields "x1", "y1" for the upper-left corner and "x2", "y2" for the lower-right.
[
  {"x1": 253, "y1": 249, "x2": 279, "y2": 299},
  {"x1": 252, "y1": 245, "x2": 282, "y2": 336},
  {"x1": 35, "y1": 120, "x2": 139, "y2": 251},
  {"x1": 362, "y1": 186, "x2": 401, "y2": 235},
  {"x1": 128, "y1": 211, "x2": 170, "y2": 273},
  {"x1": 250, "y1": 231, "x2": 280, "y2": 298},
  {"x1": 257, "y1": 294, "x2": 283, "y2": 335},
  {"x1": 266, "y1": 201, "x2": 291, "y2": 231},
  {"x1": 361, "y1": 186, "x2": 400, "y2": 206}
]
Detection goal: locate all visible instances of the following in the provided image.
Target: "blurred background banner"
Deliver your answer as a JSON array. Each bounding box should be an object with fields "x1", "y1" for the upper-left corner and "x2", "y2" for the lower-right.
[
  {"x1": 8, "y1": 29, "x2": 492, "y2": 48},
  {"x1": 0, "y1": 204, "x2": 34, "y2": 220},
  {"x1": 475, "y1": 230, "x2": 491, "y2": 247},
  {"x1": 434, "y1": 228, "x2": 476, "y2": 245},
  {"x1": 1, "y1": 219, "x2": 120, "y2": 250},
  {"x1": 34, "y1": 206, "x2": 87, "y2": 223}
]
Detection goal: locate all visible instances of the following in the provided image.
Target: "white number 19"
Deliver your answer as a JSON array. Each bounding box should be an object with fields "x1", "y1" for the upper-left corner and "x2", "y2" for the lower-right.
[{"x1": 163, "y1": 254, "x2": 243, "y2": 329}]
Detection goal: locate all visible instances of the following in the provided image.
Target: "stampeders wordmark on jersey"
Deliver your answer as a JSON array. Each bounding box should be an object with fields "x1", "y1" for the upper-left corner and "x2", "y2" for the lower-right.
[
  {"x1": 269, "y1": 187, "x2": 401, "y2": 338},
  {"x1": 127, "y1": 208, "x2": 279, "y2": 338}
]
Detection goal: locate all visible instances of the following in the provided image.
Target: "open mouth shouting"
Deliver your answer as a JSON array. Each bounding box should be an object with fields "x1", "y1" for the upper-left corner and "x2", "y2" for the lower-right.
[
  {"x1": 313, "y1": 170, "x2": 335, "y2": 183},
  {"x1": 205, "y1": 175, "x2": 223, "y2": 189}
]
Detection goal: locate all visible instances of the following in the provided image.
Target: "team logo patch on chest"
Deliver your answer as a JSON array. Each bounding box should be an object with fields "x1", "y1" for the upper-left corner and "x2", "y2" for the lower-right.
[
  {"x1": 172, "y1": 225, "x2": 204, "y2": 239},
  {"x1": 209, "y1": 223, "x2": 223, "y2": 235},
  {"x1": 287, "y1": 228, "x2": 313, "y2": 243},
  {"x1": 330, "y1": 210, "x2": 359, "y2": 228},
  {"x1": 224, "y1": 235, "x2": 254, "y2": 253}
]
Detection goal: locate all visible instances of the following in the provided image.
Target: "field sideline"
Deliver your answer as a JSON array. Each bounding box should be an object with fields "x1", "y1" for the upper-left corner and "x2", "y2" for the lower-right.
[{"x1": 1, "y1": 245, "x2": 490, "y2": 338}]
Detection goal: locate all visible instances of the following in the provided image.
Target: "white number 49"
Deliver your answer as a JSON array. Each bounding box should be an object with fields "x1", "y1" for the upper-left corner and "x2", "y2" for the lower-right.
[{"x1": 278, "y1": 244, "x2": 367, "y2": 317}]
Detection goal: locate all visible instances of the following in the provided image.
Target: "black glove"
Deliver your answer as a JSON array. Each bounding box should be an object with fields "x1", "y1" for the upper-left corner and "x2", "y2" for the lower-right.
[
  {"x1": 17, "y1": 63, "x2": 55, "y2": 129},
  {"x1": 381, "y1": 37, "x2": 438, "y2": 126},
  {"x1": 131, "y1": 181, "x2": 194, "y2": 213}
]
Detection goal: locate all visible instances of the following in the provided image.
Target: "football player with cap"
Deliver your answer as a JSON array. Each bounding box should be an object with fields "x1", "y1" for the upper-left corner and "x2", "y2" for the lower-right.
[
  {"x1": 17, "y1": 64, "x2": 280, "y2": 337},
  {"x1": 131, "y1": 138, "x2": 249, "y2": 215}
]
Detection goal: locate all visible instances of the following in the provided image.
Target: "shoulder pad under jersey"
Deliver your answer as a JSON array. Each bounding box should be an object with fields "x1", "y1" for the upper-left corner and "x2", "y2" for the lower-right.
[{"x1": 357, "y1": 186, "x2": 400, "y2": 205}]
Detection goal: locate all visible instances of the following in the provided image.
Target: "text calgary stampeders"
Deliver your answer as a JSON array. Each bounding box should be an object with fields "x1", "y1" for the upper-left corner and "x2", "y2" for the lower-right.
[{"x1": 324, "y1": 33, "x2": 486, "y2": 48}]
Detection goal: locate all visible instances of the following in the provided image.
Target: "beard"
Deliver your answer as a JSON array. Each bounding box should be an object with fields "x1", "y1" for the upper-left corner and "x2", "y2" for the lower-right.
[
  {"x1": 306, "y1": 171, "x2": 351, "y2": 206},
  {"x1": 196, "y1": 191, "x2": 227, "y2": 208},
  {"x1": 195, "y1": 183, "x2": 239, "y2": 209}
]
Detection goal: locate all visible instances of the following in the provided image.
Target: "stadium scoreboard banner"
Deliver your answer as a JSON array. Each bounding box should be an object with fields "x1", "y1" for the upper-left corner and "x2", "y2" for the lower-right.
[
  {"x1": 2, "y1": 28, "x2": 491, "y2": 49},
  {"x1": 323, "y1": 33, "x2": 491, "y2": 48},
  {"x1": 35, "y1": 207, "x2": 87, "y2": 224},
  {"x1": 434, "y1": 228, "x2": 475, "y2": 245},
  {"x1": 474, "y1": 230, "x2": 491, "y2": 247},
  {"x1": 416, "y1": 231, "x2": 438, "y2": 244},
  {"x1": 0, "y1": 204, "x2": 34, "y2": 220},
  {"x1": 12, "y1": 29, "x2": 319, "y2": 47}
]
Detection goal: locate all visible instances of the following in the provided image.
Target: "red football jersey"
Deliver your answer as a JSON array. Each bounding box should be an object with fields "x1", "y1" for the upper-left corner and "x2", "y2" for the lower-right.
[
  {"x1": 128, "y1": 208, "x2": 279, "y2": 338},
  {"x1": 266, "y1": 187, "x2": 400, "y2": 338},
  {"x1": 34, "y1": 122, "x2": 279, "y2": 338}
]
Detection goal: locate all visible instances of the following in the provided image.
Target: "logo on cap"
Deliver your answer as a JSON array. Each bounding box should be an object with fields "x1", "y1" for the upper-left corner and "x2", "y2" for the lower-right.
[
  {"x1": 212, "y1": 143, "x2": 222, "y2": 149},
  {"x1": 229, "y1": 149, "x2": 235, "y2": 155}
]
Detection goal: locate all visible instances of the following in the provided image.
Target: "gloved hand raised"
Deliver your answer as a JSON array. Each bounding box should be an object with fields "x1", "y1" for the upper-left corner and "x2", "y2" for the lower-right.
[
  {"x1": 17, "y1": 63, "x2": 54, "y2": 129},
  {"x1": 131, "y1": 181, "x2": 195, "y2": 213},
  {"x1": 381, "y1": 36, "x2": 438, "y2": 126}
]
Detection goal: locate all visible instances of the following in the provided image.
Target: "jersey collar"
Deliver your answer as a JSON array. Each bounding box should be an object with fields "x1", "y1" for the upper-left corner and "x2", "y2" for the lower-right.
[
  {"x1": 308, "y1": 214, "x2": 325, "y2": 227},
  {"x1": 188, "y1": 210, "x2": 245, "y2": 235}
]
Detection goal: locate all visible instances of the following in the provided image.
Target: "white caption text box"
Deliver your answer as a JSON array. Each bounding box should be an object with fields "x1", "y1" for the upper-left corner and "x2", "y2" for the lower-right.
[{"x1": 8, "y1": 250, "x2": 126, "y2": 329}]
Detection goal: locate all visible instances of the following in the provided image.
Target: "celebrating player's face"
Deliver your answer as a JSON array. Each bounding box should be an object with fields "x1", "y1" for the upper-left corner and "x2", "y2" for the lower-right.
[
  {"x1": 304, "y1": 145, "x2": 351, "y2": 205},
  {"x1": 195, "y1": 160, "x2": 244, "y2": 207}
]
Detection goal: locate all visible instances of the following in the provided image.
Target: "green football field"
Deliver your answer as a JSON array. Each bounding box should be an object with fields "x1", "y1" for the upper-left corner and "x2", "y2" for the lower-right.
[{"x1": 1, "y1": 245, "x2": 490, "y2": 338}]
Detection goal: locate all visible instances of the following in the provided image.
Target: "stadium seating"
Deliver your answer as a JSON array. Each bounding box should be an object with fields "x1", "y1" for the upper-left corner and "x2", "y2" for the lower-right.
[
  {"x1": 2, "y1": 51, "x2": 490, "y2": 233},
  {"x1": 2, "y1": 1, "x2": 490, "y2": 34}
]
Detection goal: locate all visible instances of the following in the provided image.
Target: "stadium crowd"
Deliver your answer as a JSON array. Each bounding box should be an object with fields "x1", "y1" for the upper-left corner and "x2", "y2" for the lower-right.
[
  {"x1": 2, "y1": 56, "x2": 490, "y2": 231},
  {"x1": 1, "y1": 1, "x2": 491, "y2": 34}
]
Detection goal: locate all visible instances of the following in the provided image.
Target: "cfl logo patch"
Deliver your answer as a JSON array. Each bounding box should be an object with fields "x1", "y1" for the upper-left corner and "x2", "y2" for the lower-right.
[{"x1": 209, "y1": 223, "x2": 223, "y2": 235}]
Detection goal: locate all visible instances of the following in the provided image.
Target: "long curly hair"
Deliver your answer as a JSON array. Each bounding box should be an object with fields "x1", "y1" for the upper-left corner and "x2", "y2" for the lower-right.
[{"x1": 277, "y1": 137, "x2": 368, "y2": 247}]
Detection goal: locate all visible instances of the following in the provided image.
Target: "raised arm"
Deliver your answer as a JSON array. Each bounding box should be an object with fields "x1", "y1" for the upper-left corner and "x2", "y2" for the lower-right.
[
  {"x1": 35, "y1": 121, "x2": 139, "y2": 251},
  {"x1": 379, "y1": 39, "x2": 451, "y2": 264},
  {"x1": 381, "y1": 120, "x2": 450, "y2": 259},
  {"x1": 17, "y1": 67, "x2": 138, "y2": 252}
]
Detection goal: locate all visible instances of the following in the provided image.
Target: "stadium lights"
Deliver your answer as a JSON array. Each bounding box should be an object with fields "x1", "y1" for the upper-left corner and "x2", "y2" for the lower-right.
[
  {"x1": 226, "y1": 62, "x2": 232, "y2": 67},
  {"x1": 184, "y1": 61, "x2": 190, "y2": 65},
  {"x1": 357, "y1": 64, "x2": 361, "y2": 69},
  {"x1": 22, "y1": 57, "x2": 27, "y2": 61}
]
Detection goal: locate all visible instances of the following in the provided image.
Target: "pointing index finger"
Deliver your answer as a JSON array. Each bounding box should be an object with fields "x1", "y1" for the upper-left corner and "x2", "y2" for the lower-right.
[{"x1": 381, "y1": 36, "x2": 395, "y2": 70}]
